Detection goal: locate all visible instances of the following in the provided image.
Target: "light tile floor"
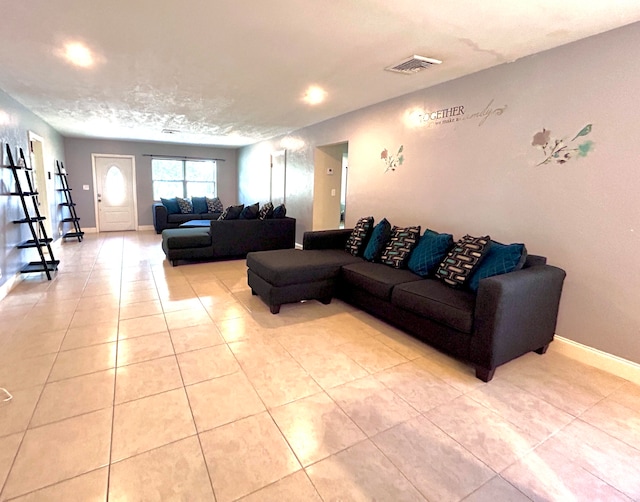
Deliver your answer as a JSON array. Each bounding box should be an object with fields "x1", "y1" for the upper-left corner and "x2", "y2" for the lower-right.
[{"x1": 1, "y1": 231, "x2": 639, "y2": 501}]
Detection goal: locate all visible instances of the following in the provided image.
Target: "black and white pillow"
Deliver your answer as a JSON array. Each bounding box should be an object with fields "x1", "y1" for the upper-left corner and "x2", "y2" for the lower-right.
[
  {"x1": 175, "y1": 197, "x2": 193, "y2": 214},
  {"x1": 345, "y1": 217, "x2": 374, "y2": 256},
  {"x1": 259, "y1": 202, "x2": 274, "y2": 220},
  {"x1": 380, "y1": 226, "x2": 421, "y2": 268},
  {"x1": 205, "y1": 196, "x2": 224, "y2": 213},
  {"x1": 436, "y1": 234, "x2": 492, "y2": 287}
]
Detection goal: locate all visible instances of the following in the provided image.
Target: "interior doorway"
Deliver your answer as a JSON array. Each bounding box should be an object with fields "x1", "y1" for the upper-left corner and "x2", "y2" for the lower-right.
[
  {"x1": 312, "y1": 142, "x2": 348, "y2": 230},
  {"x1": 92, "y1": 154, "x2": 137, "y2": 232},
  {"x1": 27, "y1": 132, "x2": 53, "y2": 239}
]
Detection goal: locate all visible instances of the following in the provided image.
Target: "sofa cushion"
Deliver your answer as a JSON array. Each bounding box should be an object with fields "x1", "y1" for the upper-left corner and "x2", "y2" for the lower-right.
[
  {"x1": 167, "y1": 213, "x2": 201, "y2": 224},
  {"x1": 380, "y1": 226, "x2": 421, "y2": 269},
  {"x1": 176, "y1": 197, "x2": 193, "y2": 214},
  {"x1": 341, "y1": 261, "x2": 422, "y2": 300},
  {"x1": 206, "y1": 196, "x2": 224, "y2": 213},
  {"x1": 273, "y1": 204, "x2": 287, "y2": 218},
  {"x1": 218, "y1": 204, "x2": 244, "y2": 220},
  {"x1": 436, "y1": 235, "x2": 492, "y2": 288},
  {"x1": 468, "y1": 242, "x2": 527, "y2": 292},
  {"x1": 162, "y1": 228, "x2": 212, "y2": 249},
  {"x1": 363, "y1": 218, "x2": 391, "y2": 262},
  {"x1": 247, "y1": 249, "x2": 360, "y2": 286},
  {"x1": 259, "y1": 202, "x2": 274, "y2": 220},
  {"x1": 240, "y1": 202, "x2": 259, "y2": 219},
  {"x1": 408, "y1": 229, "x2": 454, "y2": 277},
  {"x1": 392, "y1": 279, "x2": 476, "y2": 333},
  {"x1": 192, "y1": 196, "x2": 208, "y2": 214},
  {"x1": 345, "y1": 216, "x2": 374, "y2": 257},
  {"x1": 160, "y1": 197, "x2": 181, "y2": 215}
]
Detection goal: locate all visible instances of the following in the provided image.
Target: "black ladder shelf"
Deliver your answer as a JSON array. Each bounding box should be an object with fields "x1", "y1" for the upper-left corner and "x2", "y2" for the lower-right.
[
  {"x1": 4, "y1": 144, "x2": 59, "y2": 280},
  {"x1": 55, "y1": 160, "x2": 84, "y2": 241}
]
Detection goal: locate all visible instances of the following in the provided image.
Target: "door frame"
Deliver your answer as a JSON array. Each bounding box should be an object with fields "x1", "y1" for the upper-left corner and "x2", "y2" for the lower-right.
[
  {"x1": 91, "y1": 153, "x2": 138, "y2": 232},
  {"x1": 27, "y1": 131, "x2": 53, "y2": 239}
]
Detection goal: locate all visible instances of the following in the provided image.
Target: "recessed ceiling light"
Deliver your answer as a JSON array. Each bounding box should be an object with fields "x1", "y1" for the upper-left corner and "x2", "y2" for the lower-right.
[
  {"x1": 303, "y1": 86, "x2": 327, "y2": 105},
  {"x1": 62, "y1": 42, "x2": 94, "y2": 68}
]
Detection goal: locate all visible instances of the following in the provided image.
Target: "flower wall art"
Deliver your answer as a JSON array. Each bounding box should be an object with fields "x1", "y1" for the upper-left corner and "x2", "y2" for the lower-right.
[
  {"x1": 381, "y1": 145, "x2": 404, "y2": 173},
  {"x1": 532, "y1": 124, "x2": 594, "y2": 165}
]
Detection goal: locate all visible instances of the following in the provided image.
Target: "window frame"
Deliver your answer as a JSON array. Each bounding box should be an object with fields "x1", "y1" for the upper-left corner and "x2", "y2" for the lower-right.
[{"x1": 151, "y1": 158, "x2": 217, "y2": 200}]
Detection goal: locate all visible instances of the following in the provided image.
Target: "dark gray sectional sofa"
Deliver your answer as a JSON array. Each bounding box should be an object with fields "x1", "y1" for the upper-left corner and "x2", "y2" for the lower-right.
[
  {"x1": 247, "y1": 228, "x2": 566, "y2": 381},
  {"x1": 153, "y1": 202, "x2": 222, "y2": 233},
  {"x1": 162, "y1": 217, "x2": 295, "y2": 266}
]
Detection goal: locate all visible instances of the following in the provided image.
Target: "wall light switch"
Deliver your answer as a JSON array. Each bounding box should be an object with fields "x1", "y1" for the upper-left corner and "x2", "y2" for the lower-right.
[
  {"x1": 331, "y1": 188, "x2": 336, "y2": 196},
  {"x1": 83, "y1": 185, "x2": 90, "y2": 190}
]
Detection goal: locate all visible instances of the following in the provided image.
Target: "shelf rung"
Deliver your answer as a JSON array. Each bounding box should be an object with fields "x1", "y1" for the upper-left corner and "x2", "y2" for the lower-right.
[
  {"x1": 63, "y1": 231, "x2": 85, "y2": 238},
  {"x1": 10, "y1": 191, "x2": 38, "y2": 196},
  {"x1": 17, "y1": 238, "x2": 54, "y2": 248},
  {"x1": 61, "y1": 217, "x2": 80, "y2": 222},
  {"x1": 59, "y1": 202, "x2": 76, "y2": 206},
  {"x1": 12, "y1": 216, "x2": 46, "y2": 224},
  {"x1": 21, "y1": 260, "x2": 60, "y2": 273},
  {"x1": 56, "y1": 188, "x2": 72, "y2": 192}
]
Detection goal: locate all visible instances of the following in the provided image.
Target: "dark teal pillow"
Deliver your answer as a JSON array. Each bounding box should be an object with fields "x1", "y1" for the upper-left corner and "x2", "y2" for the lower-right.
[
  {"x1": 363, "y1": 218, "x2": 392, "y2": 262},
  {"x1": 407, "y1": 230, "x2": 454, "y2": 277},
  {"x1": 160, "y1": 197, "x2": 180, "y2": 215},
  {"x1": 468, "y1": 242, "x2": 527, "y2": 292},
  {"x1": 273, "y1": 204, "x2": 287, "y2": 218},
  {"x1": 240, "y1": 202, "x2": 259, "y2": 219},
  {"x1": 192, "y1": 196, "x2": 208, "y2": 214}
]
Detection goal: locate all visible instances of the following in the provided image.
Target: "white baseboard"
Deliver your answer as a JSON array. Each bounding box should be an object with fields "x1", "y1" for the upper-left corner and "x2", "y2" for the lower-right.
[
  {"x1": 0, "y1": 273, "x2": 22, "y2": 303},
  {"x1": 137, "y1": 225, "x2": 155, "y2": 231},
  {"x1": 295, "y1": 242, "x2": 303, "y2": 250},
  {"x1": 83, "y1": 227, "x2": 98, "y2": 233},
  {"x1": 551, "y1": 335, "x2": 640, "y2": 386}
]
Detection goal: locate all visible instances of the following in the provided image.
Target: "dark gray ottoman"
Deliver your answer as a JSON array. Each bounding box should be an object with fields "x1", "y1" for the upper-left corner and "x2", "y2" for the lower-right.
[{"x1": 246, "y1": 249, "x2": 361, "y2": 314}]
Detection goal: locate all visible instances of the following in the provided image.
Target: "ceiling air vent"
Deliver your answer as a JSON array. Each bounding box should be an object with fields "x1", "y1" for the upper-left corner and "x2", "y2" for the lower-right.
[
  {"x1": 385, "y1": 55, "x2": 442, "y2": 74},
  {"x1": 162, "y1": 128, "x2": 180, "y2": 134}
]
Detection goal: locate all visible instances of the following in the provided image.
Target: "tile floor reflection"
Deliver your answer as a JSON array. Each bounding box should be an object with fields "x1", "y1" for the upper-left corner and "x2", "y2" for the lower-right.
[{"x1": 0, "y1": 231, "x2": 639, "y2": 501}]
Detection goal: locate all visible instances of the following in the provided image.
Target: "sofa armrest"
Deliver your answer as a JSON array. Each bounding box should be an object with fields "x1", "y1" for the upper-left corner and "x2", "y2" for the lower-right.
[
  {"x1": 303, "y1": 229, "x2": 353, "y2": 250},
  {"x1": 471, "y1": 264, "x2": 566, "y2": 379},
  {"x1": 153, "y1": 203, "x2": 168, "y2": 234}
]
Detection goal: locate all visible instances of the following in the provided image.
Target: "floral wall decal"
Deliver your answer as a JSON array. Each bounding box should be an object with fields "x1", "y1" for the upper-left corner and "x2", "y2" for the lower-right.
[
  {"x1": 381, "y1": 145, "x2": 404, "y2": 172},
  {"x1": 532, "y1": 124, "x2": 594, "y2": 165}
]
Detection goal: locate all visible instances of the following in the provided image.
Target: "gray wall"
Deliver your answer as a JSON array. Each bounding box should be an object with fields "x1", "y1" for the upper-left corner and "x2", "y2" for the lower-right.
[
  {"x1": 0, "y1": 89, "x2": 65, "y2": 290},
  {"x1": 239, "y1": 22, "x2": 640, "y2": 364},
  {"x1": 63, "y1": 138, "x2": 239, "y2": 228}
]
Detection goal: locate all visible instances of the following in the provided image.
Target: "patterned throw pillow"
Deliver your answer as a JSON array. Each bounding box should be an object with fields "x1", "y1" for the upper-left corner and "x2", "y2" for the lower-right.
[
  {"x1": 467, "y1": 242, "x2": 527, "y2": 292},
  {"x1": 273, "y1": 204, "x2": 287, "y2": 218},
  {"x1": 259, "y1": 202, "x2": 274, "y2": 220},
  {"x1": 240, "y1": 202, "x2": 260, "y2": 219},
  {"x1": 175, "y1": 197, "x2": 193, "y2": 214},
  {"x1": 217, "y1": 204, "x2": 244, "y2": 220},
  {"x1": 407, "y1": 229, "x2": 454, "y2": 277},
  {"x1": 363, "y1": 218, "x2": 391, "y2": 262},
  {"x1": 205, "y1": 196, "x2": 224, "y2": 213},
  {"x1": 436, "y1": 235, "x2": 492, "y2": 288},
  {"x1": 345, "y1": 216, "x2": 374, "y2": 256},
  {"x1": 160, "y1": 197, "x2": 181, "y2": 215},
  {"x1": 380, "y1": 225, "x2": 421, "y2": 268}
]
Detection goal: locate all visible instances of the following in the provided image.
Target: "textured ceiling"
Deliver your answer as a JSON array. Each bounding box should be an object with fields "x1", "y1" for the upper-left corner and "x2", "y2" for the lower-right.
[{"x1": 2, "y1": 1, "x2": 640, "y2": 147}]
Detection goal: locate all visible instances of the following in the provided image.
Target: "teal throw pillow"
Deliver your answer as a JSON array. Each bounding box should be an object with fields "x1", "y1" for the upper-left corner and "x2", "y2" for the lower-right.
[
  {"x1": 192, "y1": 196, "x2": 208, "y2": 214},
  {"x1": 240, "y1": 202, "x2": 259, "y2": 219},
  {"x1": 160, "y1": 197, "x2": 181, "y2": 215},
  {"x1": 273, "y1": 204, "x2": 287, "y2": 218},
  {"x1": 408, "y1": 230, "x2": 454, "y2": 277},
  {"x1": 363, "y1": 218, "x2": 391, "y2": 262},
  {"x1": 468, "y1": 242, "x2": 527, "y2": 292}
]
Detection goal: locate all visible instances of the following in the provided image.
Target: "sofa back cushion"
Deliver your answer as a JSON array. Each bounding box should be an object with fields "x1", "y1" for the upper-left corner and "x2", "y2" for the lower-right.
[
  {"x1": 363, "y1": 218, "x2": 391, "y2": 262},
  {"x1": 345, "y1": 216, "x2": 374, "y2": 256},
  {"x1": 407, "y1": 229, "x2": 454, "y2": 277},
  {"x1": 160, "y1": 197, "x2": 181, "y2": 215},
  {"x1": 436, "y1": 235, "x2": 491, "y2": 288},
  {"x1": 240, "y1": 202, "x2": 260, "y2": 219},
  {"x1": 467, "y1": 242, "x2": 527, "y2": 292},
  {"x1": 192, "y1": 196, "x2": 208, "y2": 214},
  {"x1": 218, "y1": 204, "x2": 244, "y2": 220},
  {"x1": 380, "y1": 226, "x2": 421, "y2": 269},
  {"x1": 273, "y1": 204, "x2": 287, "y2": 218}
]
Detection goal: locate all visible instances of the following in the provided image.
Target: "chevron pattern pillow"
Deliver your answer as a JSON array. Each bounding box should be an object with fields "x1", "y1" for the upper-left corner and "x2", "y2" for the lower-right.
[
  {"x1": 259, "y1": 202, "x2": 274, "y2": 220},
  {"x1": 380, "y1": 225, "x2": 421, "y2": 269},
  {"x1": 345, "y1": 216, "x2": 374, "y2": 256},
  {"x1": 205, "y1": 196, "x2": 224, "y2": 213},
  {"x1": 436, "y1": 234, "x2": 492, "y2": 287},
  {"x1": 176, "y1": 197, "x2": 193, "y2": 214}
]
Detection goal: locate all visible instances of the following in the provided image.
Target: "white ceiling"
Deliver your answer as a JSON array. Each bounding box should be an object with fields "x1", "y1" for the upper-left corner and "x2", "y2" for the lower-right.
[{"x1": 2, "y1": 1, "x2": 640, "y2": 147}]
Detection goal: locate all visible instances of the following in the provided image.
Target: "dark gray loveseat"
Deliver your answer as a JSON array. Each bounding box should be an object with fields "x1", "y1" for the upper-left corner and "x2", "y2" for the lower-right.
[
  {"x1": 153, "y1": 202, "x2": 222, "y2": 233},
  {"x1": 162, "y1": 217, "x2": 295, "y2": 266},
  {"x1": 247, "y1": 228, "x2": 566, "y2": 381}
]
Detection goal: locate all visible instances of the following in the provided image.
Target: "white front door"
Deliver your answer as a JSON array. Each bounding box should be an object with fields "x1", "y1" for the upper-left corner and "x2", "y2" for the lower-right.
[{"x1": 93, "y1": 155, "x2": 136, "y2": 232}]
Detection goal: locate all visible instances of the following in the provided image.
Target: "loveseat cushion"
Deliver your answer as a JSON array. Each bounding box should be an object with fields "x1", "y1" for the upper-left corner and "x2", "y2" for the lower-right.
[
  {"x1": 391, "y1": 279, "x2": 476, "y2": 333},
  {"x1": 247, "y1": 249, "x2": 360, "y2": 286},
  {"x1": 341, "y1": 261, "x2": 422, "y2": 300},
  {"x1": 167, "y1": 213, "x2": 202, "y2": 224},
  {"x1": 160, "y1": 197, "x2": 181, "y2": 215},
  {"x1": 192, "y1": 196, "x2": 208, "y2": 214},
  {"x1": 162, "y1": 228, "x2": 212, "y2": 249}
]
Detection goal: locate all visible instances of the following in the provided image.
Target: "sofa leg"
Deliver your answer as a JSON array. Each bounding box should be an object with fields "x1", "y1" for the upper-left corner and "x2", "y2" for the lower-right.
[
  {"x1": 171, "y1": 260, "x2": 178, "y2": 267},
  {"x1": 535, "y1": 343, "x2": 550, "y2": 355},
  {"x1": 251, "y1": 289, "x2": 258, "y2": 296},
  {"x1": 319, "y1": 296, "x2": 332, "y2": 305},
  {"x1": 475, "y1": 366, "x2": 495, "y2": 382},
  {"x1": 270, "y1": 304, "x2": 281, "y2": 314}
]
